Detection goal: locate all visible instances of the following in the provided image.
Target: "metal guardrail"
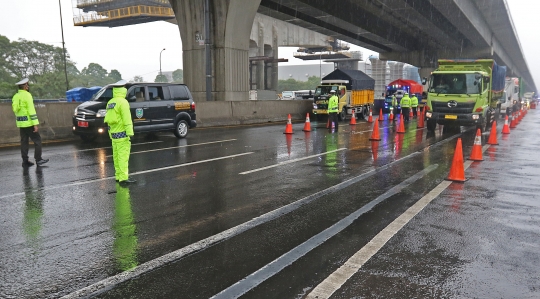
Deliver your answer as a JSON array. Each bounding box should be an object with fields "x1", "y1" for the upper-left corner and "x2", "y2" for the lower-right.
[
  {"x1": 73, "y1": 5, "x2": 174, "y2": 26},
  {"x1": 76, "y1": 0, "x2": 170, "y2": 7}
]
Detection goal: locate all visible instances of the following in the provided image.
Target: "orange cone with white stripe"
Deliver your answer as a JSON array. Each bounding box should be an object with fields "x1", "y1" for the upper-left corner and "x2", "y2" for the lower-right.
[
  {"x1": 350, "y1": 110, "x2": 357, "y2": 125},
  {"x1": 367, "y1": 108, "x2": 373, "y2": 123},
  {"x1": 378, "y1": 108, "x2": 384, "y2": 121},
  {"x1": 389, "y1": 108, "x2": 394, "y2": 120},
  {"x1": 468, "y1": 128, "x2": 484, "y2": 161},
  {"x1": 502, "y1": 115, "x2": 510, "y2": 134},
  {"x1": 284, "y1": 114, "x2": 293, "y2": 134},
  {"x1": 369, "y1": 118, "x2": 381, "y2": 141},
  {"x1": 302, "y1": 113, "x2": 311, "y2": 132},
  {"x1": 446, "y1": 138, "x2": 467, "y2": 182}
]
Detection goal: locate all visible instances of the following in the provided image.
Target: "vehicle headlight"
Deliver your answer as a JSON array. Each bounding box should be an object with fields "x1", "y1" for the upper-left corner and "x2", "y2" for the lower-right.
[
  {"x1": 426, "y1": 112, "x2": 432, "y2": 118},
  {"x1": 472, "y1": 114, "x2": 479, "y2": 120},
  {"x1": 96, "y1": 109, "x2": 107, "y2": 118},
  {"x1": 313, "y1": 104, "x2": 318, "y2": 109},
  {"x1": 74, "y1": 107, "x2": 78, "y2": 116}
]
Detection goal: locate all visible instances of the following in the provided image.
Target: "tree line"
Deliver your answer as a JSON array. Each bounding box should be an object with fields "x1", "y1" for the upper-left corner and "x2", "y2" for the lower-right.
[
  {"x1": 0, "y1": 35, "x2": 183, "y2": 99},
  {"x1": 277, "y1": 75, "x2": 321, "y2": 94}
]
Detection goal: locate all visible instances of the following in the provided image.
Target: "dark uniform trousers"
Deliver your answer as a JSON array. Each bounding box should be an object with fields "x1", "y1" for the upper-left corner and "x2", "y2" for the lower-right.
[
  {"x1": 20, "y1": 126, "x2": 43, "y2": 162},
  {"x1": 402, "y1": 108, "x2": 410, "y2": 121},
  {"x1": 329, "y1": 112, "x2": 339, "y2": 130}
]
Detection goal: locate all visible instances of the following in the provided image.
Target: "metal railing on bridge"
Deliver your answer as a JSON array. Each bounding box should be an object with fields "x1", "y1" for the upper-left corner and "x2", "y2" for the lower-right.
[
  {"x1": 73, "y1": 5, "x2": 174, "y2": 26},
  {"x1": 76, "y1": 0, "x2": 170, "y2": 8}
]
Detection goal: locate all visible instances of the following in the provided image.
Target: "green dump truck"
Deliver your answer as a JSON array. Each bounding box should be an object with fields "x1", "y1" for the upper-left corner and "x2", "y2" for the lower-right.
[{"x1": 425, "y1": 59, "x2": 506, "y2": 132}]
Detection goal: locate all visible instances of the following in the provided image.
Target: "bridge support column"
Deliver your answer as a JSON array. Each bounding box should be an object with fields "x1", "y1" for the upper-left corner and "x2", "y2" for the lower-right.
[
  {"x1": 271, "y1": 26, "x2": 278, "y2": 91},
  {"x1": 171, "y1": 0, "x2": 261, "y2": 101}
]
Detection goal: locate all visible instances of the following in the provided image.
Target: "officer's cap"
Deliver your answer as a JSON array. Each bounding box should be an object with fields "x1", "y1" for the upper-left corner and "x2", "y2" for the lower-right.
[
  {"x1": 15, "y1": 78, "x2": 29, "y2": 86},
  {"x1": 330, "y1": 90, "x2": 336, "y2": 93},
  {"x1": 111, "y1": 79, "x2": 127, "y2": 87}
]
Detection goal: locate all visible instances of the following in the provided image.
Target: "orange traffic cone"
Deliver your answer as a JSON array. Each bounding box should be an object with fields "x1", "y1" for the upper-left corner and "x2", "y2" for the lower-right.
[
  {"x1": 396, "y1": 114, "x2": 405, "y2": 134},
  {"x1": 417, "y1": 107, "x2": 425, "y2": 128},
  {"x1": 389, "y1": 108, "x2": 394, "y2": 120},
  {"x1": 510, "y1": 113, "x2": 517, "y2": 128},
  {"x1": 302, "y1": 113, "x2": 311, "y2": 132},
  {"x1": 378, "y1": 108, "x2": 384, "y2": 121},
  {"x1": 371, "y1": 141, "x2": 379, "y2": 162},
  {"x1": 367, "y1": 108, "x2": 373, "y2": 123},
  {"x1": 502, "y1": 115, "x2": 510, "y2": 134},
  {"x1": 326, "y1": 117, "x2": 330, "y2": 128},
  {"x1": 446, "y1": 138, "x2": 467, "y2": 182},
  {"x1": 468, "y1": 128, "x2": 484, "y2": 161},
  {"x1": 369, "y1": 118, "x2": 381, "y2": 141},
  {"x1": 350, "y1": 110, "x2": 357, "y2": 125},
  {"x1": 284, "y1": 114, "x2": 293, "y2": 134},
  {"x1": 410, "y1": 108, "x2": 413, "y2": 118},
  {"x1": 487, "y1": 120, "x2": 498, "y2": 145}
]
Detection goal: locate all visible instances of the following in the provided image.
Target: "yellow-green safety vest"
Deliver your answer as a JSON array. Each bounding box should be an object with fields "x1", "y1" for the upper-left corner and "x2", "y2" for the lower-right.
[
  {"x1": 12, "y1": 90, "x2": 39, "y2": 128},
  {"x1": 401, "y1": 95, "x2": 411, "y2": 108},
  {"x1": 328, "y1": 95, "x2": 339, "y2": 113},
  {"x1": 411, "y1": 96, "x2": 419, "y2": 107},
  {"x1": 104, "y1": 87, "x2": 134, "y2": 139}
]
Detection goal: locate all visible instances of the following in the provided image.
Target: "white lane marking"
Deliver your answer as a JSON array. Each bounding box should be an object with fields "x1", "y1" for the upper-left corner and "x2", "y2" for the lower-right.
[
  {"x1": 306, "y1": 146, "x2": 487, "y2": 299},
  {"x1": 60, "y1": 146, "x2": 432, "y2": 299},
  {"x1": 211, "y1": 165, "x2": 439, "y2": 299},
  {"x1": 0, "y1": 141, "x2": 164, "y2": 162},
  {"x1": 105, "y1": 139, "x2": 237, "y2": 157},
  {"x1": 0, "y1": 152, "x2": 253, "y2": 201},
  {"x1": 239, "y1": 148, "x2": 348, "y2": 175}
]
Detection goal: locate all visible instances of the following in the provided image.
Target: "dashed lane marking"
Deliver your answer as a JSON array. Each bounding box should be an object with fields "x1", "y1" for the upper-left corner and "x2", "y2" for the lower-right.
[
  {"x1": 0, "y1": 152, "x2": 253, "y2": 201},
  {"x1": 239, "y1": 148, "x2": 348, "y2": 175},
  {"x1": 105, "y1": 139, "x2": 237, "y2": 157}
]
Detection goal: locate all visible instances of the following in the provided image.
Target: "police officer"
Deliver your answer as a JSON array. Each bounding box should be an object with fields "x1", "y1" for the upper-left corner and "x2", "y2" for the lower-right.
[
  {"x1": 328, "y1": 89, "x2": 339, "y2": 131},
  {"x1": 411, "y1": 93, "x2": 419, "y2": 117},
  {"x1": 401, "y1": 92, "x2": 411, "y2": 122},
  {"x1": 12, "y1": 78, "x2": 49, "y2": 167},
  {"x1": 392, "y1": 94, "x2": 400, "y2": 121},
  {"x1": 104, "y1": 80, "x2": 136, "y2": 185}
]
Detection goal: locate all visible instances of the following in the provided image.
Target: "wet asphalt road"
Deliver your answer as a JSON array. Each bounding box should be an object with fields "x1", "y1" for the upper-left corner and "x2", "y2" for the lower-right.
[{"x1": 1, "y1": 111, "x2": 539, "y2": 299}]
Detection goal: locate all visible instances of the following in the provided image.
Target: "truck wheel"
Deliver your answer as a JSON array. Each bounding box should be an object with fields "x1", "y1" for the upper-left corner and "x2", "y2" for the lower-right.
[
  {"x1": 338, "y1": 108, "x2": 346, "y2": 121},
  {"x1": 426, "y1": 119, "x2": 436, "y2": 131},
  {"x1": 173, "y1": 120, "x2": 189, "y2": 138}
]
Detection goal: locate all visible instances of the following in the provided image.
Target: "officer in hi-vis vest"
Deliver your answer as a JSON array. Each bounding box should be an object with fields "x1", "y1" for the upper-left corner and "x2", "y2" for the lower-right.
[
  {"x1": 104, "y1": 80, "x2": 136, "y2": 185},
  {"x1": 12, "y1": 78, "x2": 49, "y2": 167}
]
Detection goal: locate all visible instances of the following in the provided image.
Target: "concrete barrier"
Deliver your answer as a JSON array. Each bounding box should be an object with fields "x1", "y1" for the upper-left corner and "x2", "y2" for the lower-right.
[{"x1": 0, "y1": 100, "x2": 313, "y2": 144}]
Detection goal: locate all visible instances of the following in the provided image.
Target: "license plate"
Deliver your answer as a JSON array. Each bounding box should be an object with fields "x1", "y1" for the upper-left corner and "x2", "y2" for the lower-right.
[
  {"x1": 78, "y1": 121, "x2": 89, "y2": 127},
  {"x1": 445, "y1": 115, "x2": 458, "y2": 119}
]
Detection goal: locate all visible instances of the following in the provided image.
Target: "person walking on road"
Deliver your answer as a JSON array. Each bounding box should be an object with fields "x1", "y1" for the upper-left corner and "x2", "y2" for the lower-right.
[
  {"x1": 401, "y1": 92, "x2": 411, "y2": 122},
  {"x1": 328, "y1": 90, "x2": 339, "y2": 131},
  {"x1": 12, "y1": 78, "x2": 49, "y2": 167},
  {"x1": 411, "y1": 93, "x2": 419, "y2": 117},
  {"x1": 104, "y1": 80, "x2": 136, "y2": 186}
]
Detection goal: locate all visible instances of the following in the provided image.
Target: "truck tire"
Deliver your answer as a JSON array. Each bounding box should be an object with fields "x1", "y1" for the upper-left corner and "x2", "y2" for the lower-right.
[
  {"x1": 426, "y1": 119, "x2": 436, "y2": 131},
  {"x1": 173, "y1": 120, "x2": 189, "y2": 138},
  {"x1": 338, "y1": 108, "x2": 346, "y2": 121}
]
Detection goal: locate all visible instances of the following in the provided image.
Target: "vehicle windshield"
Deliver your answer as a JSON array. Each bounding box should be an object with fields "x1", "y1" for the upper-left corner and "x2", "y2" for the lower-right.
[
  {"x1": 314, "y1": 86, "x2": 338, "y2": 96},
  {"x1": 90, "y1": 87, "x2": 113, "y2": 102},
  {"x1": 429, "y1": 74, "x2": 481, "y2": 95}
]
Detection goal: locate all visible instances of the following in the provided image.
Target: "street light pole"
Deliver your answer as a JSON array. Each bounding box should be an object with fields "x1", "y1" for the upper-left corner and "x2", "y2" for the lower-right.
[
  {"x1": 160, "y1": 48, "x2": 166, "y2": 76},
  {"x1": 58, "y1": 0, "x2": 69, "y2": 91}
]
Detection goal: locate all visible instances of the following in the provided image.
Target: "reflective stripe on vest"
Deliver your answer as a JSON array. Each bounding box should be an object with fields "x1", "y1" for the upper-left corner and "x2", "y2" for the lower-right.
[
  {"x1": 16, "y1": 116, "x2": 29, "y2": 122},
  {"x1": 111, "y1": 131, "x2": 127, "y2": 139}
]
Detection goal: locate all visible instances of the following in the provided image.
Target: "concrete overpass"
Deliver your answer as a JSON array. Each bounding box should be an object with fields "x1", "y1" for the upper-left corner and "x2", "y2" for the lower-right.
[{"x1": 75, "y1": 0, "x2": 536, "y2": 101}]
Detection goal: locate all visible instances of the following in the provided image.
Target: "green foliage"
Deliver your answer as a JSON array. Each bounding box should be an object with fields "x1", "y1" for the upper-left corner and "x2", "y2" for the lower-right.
[
  {"x1": 172, "y1": 69, "x2": 183, "y2": 83},
  {"x1": 0, "y1": 34, "x2": 122, "y2": 99},
  {"x1": 132, "y1": 76, "x2": 144, "y2": 83},
  {"x1": 277, "y1": 76, "x2": 321, "y2": 93},
  {"x1": 154, "y1": 74, "x2": 168, "y2": 83}
]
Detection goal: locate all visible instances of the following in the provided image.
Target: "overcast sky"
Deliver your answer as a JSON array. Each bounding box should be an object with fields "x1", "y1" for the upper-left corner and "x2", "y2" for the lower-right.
[{"x1": 0, "y1": 0, "x2": 537, "y2": 89}]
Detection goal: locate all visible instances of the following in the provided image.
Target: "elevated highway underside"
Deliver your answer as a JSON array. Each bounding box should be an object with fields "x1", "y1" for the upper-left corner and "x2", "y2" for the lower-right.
[{"x1": 257, "y1": 0, "x2": 535, "y2": 91}]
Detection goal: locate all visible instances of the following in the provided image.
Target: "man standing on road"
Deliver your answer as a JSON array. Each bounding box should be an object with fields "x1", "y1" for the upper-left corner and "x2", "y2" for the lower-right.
[
  {"x1": 392, "y1": 94, "x2": 400, "y2": 121},
  {"x1": 12, "y1": 78, "x2": 49, "y2": 167},
  {"x1": 104, "y1": 80, "x2": 136, "y2": 186},
  {"x1": 401, "y1": 92, "x2": 411, "y2": 122},
  {"x1": 411, "y1": 93, "x2": 419, "y2": 117},
  {"x1": 328, "y1": 90, "x2": 339, "y2": 131}
]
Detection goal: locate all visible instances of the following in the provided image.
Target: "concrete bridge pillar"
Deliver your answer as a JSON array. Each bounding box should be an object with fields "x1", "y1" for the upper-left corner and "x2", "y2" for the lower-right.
[
  {"x1": 257, "y1": 21, "x2": 265, "y2": 90},
  {"x1": 170, "y1": 0, "x2": 261, "y2": 101}
]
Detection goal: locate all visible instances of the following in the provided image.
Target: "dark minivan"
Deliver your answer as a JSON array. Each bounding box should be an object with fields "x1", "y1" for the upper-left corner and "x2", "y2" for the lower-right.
[{"x1": 72, "y1": 82, "x2": 196, "y2": 141}]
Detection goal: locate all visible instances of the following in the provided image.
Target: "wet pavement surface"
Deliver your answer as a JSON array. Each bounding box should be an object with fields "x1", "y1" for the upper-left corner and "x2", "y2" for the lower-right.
[{"x1": 0, "y1": 111, "x2": 539, "y2": 299}]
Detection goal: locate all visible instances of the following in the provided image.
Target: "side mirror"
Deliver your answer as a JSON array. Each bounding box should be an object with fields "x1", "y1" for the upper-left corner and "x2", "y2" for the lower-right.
[{"x1": 421, "y1": 77, "x2": 427, "y2": 85}]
